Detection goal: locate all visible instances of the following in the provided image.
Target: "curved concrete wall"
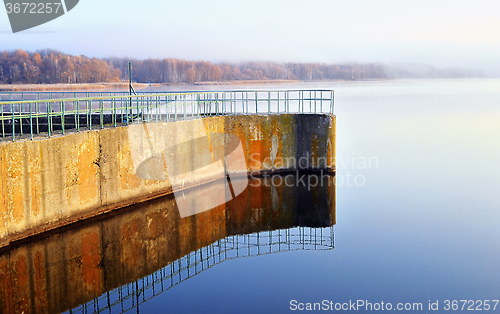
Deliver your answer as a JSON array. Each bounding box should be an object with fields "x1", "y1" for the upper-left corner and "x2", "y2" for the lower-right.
[{"x1": 0, "y1": 114, "x2": 335, "y2": 246}]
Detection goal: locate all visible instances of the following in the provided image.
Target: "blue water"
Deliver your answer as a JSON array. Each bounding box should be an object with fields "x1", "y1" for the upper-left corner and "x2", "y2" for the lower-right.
[{"x1": 131, "y1": 79, "x2": 500, "y2": 313}]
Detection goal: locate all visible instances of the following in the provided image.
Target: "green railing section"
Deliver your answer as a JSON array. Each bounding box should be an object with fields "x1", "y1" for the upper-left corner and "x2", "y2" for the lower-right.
[{"x1": 0, "y1": 90, "x2": 334, "y2": 141}]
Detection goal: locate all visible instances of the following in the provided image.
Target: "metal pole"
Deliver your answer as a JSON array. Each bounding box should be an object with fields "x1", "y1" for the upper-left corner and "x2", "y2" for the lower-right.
[
  {"x1": 29, "y1": 102, "x2": 33, "y2": 139},
  {"x1": 47, "y1": 102, "x2": 51, "y2": 137},
  {"x1": 255, "y1": 91, "x2": 258, "y2": 114},
  {"x1": 268, "y1": 91, "x2": 271, "y2": 114},
  {"x1": 36, "y1": 93, "x2": 39, "y2": 134},
  {"x1": 62, "y1": 99, "x2": 65, "y2": 135},
  {"x1": 76, "y1": 97, "x2": 80, "y2": 132},
  {"x1": 129, "y1": 62, "x2": 133, "y2": 121},
  {"x1": 11, "y1": 102, "x2": 15, "y2": 141},
  {"x1": 183, "y1": 94, "x2": 186, "y2": 120},
  {"x1": 155, "y1": 95, "x2": 159, "y2": 122},
  {"x1": 20, "y1": 93, "x2": 24, "y2": 137},
  {"x1": 277, "y1": 91, "x2": 280, "y2": 113},
  {"x1": 100, "y1": 94, "x2": 103, "y2": 129},
  {"x1": 1, "y1": 100, "x2": 5, "y2": 138},
  {"x1": 331, "y1": 91, "x2": 334, "y2": 114},
  {"x1": 113, "y1": 98, "x2": 117, "y2": 127}
]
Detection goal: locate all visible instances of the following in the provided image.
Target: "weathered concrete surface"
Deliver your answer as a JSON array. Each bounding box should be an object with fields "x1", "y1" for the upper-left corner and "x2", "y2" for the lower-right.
[
  {"x1": 0, "y1": 114, "x2": 335, "y2": 246},
  {"x1": 0, "y1": 174, "x2": 335, "y2": 314}
]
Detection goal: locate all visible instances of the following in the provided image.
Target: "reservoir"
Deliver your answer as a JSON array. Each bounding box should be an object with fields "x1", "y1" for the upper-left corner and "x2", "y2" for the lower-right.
[{"x1": 1, "y1": 78, "x2": 500, "y2": 313}]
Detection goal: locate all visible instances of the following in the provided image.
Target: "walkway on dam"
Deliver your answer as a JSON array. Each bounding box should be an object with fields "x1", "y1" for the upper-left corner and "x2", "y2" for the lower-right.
[{"x1": 0, "y1": 90, "x2": 334, "y2": 141}]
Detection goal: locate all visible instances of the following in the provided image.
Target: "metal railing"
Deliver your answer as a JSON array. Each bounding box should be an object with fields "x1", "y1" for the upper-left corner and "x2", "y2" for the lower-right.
[
  {"x1": 0, "y1": 90, "x2": 334, "y2": 141},
  {"x1": 65, "y1": 226, "x2": 334, "y2": 314}
]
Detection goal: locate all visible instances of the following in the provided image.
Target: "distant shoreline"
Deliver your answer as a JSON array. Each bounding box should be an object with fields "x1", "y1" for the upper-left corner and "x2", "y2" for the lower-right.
[
  {"x1": 0, "y1": 82, "x2": 149, "y2": 92},
  {"x1": 0, "y1": 80, "x2": 305, "y2": 91},
  {"x1": 192, "y1": 79, "x2": 302, "y2": 85},
  {"x1": 0, "y1": 79, "x2": 396, "y2": 92}
]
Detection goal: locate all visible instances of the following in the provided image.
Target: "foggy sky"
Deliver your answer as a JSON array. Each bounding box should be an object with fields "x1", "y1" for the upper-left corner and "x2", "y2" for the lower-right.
[{"x1": 1, "y1": 0, "x2": 499, "y2": 76}]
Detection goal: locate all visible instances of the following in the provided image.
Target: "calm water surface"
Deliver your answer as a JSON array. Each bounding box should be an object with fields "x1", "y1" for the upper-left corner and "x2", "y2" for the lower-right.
[
  {"x1": 145, "y1": 79, "x2": 500, "y2": 313},
  {"x1": 129, "y1": 79, "x2": 500, "y2": 312}
]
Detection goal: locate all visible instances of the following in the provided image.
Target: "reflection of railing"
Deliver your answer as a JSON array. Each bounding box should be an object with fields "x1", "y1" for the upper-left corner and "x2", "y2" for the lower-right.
[
  {"x1": 0, "y1": 90, "x2": 334, "y2": 141},
  {"x1": 65, "y1": 226, "x2": 334, "y2": 314}
]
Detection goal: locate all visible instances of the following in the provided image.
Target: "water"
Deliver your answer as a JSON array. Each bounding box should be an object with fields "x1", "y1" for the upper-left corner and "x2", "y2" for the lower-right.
[
  {"x1": 144, "y1": 79, "x2": 500, "y2": 312},
  {"x1": 2, "y1": 78, "x2": 500, "y2": 313}
]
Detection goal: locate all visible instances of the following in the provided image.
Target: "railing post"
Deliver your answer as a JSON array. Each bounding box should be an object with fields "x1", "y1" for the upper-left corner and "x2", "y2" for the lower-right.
[
  {"x1": 215, "y1": 93, "x2": 218, "y2": 116},
  {"x1": 153, "y1": 95, "x2": 157, "y2": 121},
  {"x1": 29, "y1": 101, "x2": 33, "y2": 139},
  {"x1": 196, "y1": 94, "x2": 200, "y2": 118},
  {"x1": 62, "y1": 99, "x2": 65, "y2": 135},
  {"x1": 183, "y1": 94, "x2": 187, "y2": 120},
  {"x1": 20, "y1": 93, "x2": 24, "y2": 137},
  {"x1": 1, "y1": 101, "x2": 5, "y2": 138},
  {"x1": 113, "y1": 98, "x2": 117, "y2": 127},
  {"x1": 174, "y1": 95, "x2": 177, "y2": 121},
  {"x1": 100, "y1": 95, "x2": 104, "y2": 129},
  {"x1": 299, "y1": 90, "x2": 302, "y2": 113},
  {"x1": 255, "y1": 91, "x2": 258, "y2": 114},
  {"x1": 88, "y1": 97, "x2": 92, "y2": 130},
  {"x1": 268, "y1": 91, "x2": 271, "y2": 114},
  {"x1": 166, "y1": 95, "x2": 170, "y2": 122},
  {"x1": 245, "y1": 92, "x2": 248, "y2": 114},
  {"x1": 47, "y1": 101, "x2": 51, "y2": 137},
  {"x1": 223, "y1": 92, "x2": 226, "y2": 115},
  {"x1": 277, "y1": 91, "x2": 280, "y2": 113},
  {"x1": 286, "y1": 91, "x2": 289, "y2": 113},
  {"x1": 11, "y1": 102, "x2": 15, "y2": 141},
  {"x1": 36, "y1": 93, "x2": 39, "y2": 134},
  {"x1": 76, "y1": 99, "x2": 80, "y2": 131},
  {"x1": 309, "y1": 91, "x2": 312, "y2": 113},
  {"x1": 136, "y1": 96, "x2": 140, "y2": 122},
  {"x1": 231, "y1": 92, "x2": 234, "y2": 115},
  {"x1": 314, "y1": 90, "x2": 317, "y2": 114},
  {"x1": 331, "y1": 91, "x2": 334, "y2": 114}
]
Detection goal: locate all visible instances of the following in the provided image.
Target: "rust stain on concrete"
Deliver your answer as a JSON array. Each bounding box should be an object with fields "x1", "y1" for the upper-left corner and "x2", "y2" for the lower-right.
[
  {"x1": 7, "y1": 143, "x2": 25, "y2": 225},
  {"x1": 28, "y1": 143, "x2": 42, "y2": 219},
  {"x1": 77, "y1": 136, "x2": 99, "y2": 206},
  {"x1": 118, "y1": 139, "x2": 141, "y2": 192}
]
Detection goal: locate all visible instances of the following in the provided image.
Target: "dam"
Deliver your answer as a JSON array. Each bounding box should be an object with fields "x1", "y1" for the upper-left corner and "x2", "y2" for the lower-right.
[{"x1": 0, "y1": 89, "x2": 335, "y2": 313}]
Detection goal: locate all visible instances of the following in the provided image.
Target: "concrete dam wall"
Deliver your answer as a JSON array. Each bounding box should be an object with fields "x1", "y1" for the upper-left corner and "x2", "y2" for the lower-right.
[{"x1": 0, "y1": 114, "x2": 335, "y2": 247}]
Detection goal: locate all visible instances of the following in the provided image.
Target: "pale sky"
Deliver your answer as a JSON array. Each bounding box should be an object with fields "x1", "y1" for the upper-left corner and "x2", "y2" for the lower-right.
[{"x1": 1, "y1": 0, "x2": 500, "y2": 75}]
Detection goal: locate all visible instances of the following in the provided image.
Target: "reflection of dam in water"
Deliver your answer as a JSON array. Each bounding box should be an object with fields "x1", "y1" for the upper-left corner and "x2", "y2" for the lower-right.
[
  {"x1": 70, "y1": 227, "x2": 334, "y2": 314},
  {"x1": 0, "y1": 174, "x2": 335, "y2": 314}
]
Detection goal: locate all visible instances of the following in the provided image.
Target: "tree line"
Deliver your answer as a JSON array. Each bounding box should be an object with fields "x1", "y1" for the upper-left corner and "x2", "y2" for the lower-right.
[
  {"x1": 110, "y1": 58, "x2": 388, "y2": 83},
  {"x1": 1, "y1": 49, "x2": 391, "y2": 85},
  {"x1": 1, "y1": 49, "x2": 483, "y2": 85},
  {"x1": 0, "y1": 49, "x2": 121, "y2": 84}
]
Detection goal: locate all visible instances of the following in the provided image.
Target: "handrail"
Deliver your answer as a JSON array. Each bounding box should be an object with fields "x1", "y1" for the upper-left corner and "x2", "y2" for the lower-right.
[
  {"x1": 0, "y1": 89, "x2": 335, "y2": 105},
  {"x1": 0, "y1": 90, "x2": 334, "y2": 141}
]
